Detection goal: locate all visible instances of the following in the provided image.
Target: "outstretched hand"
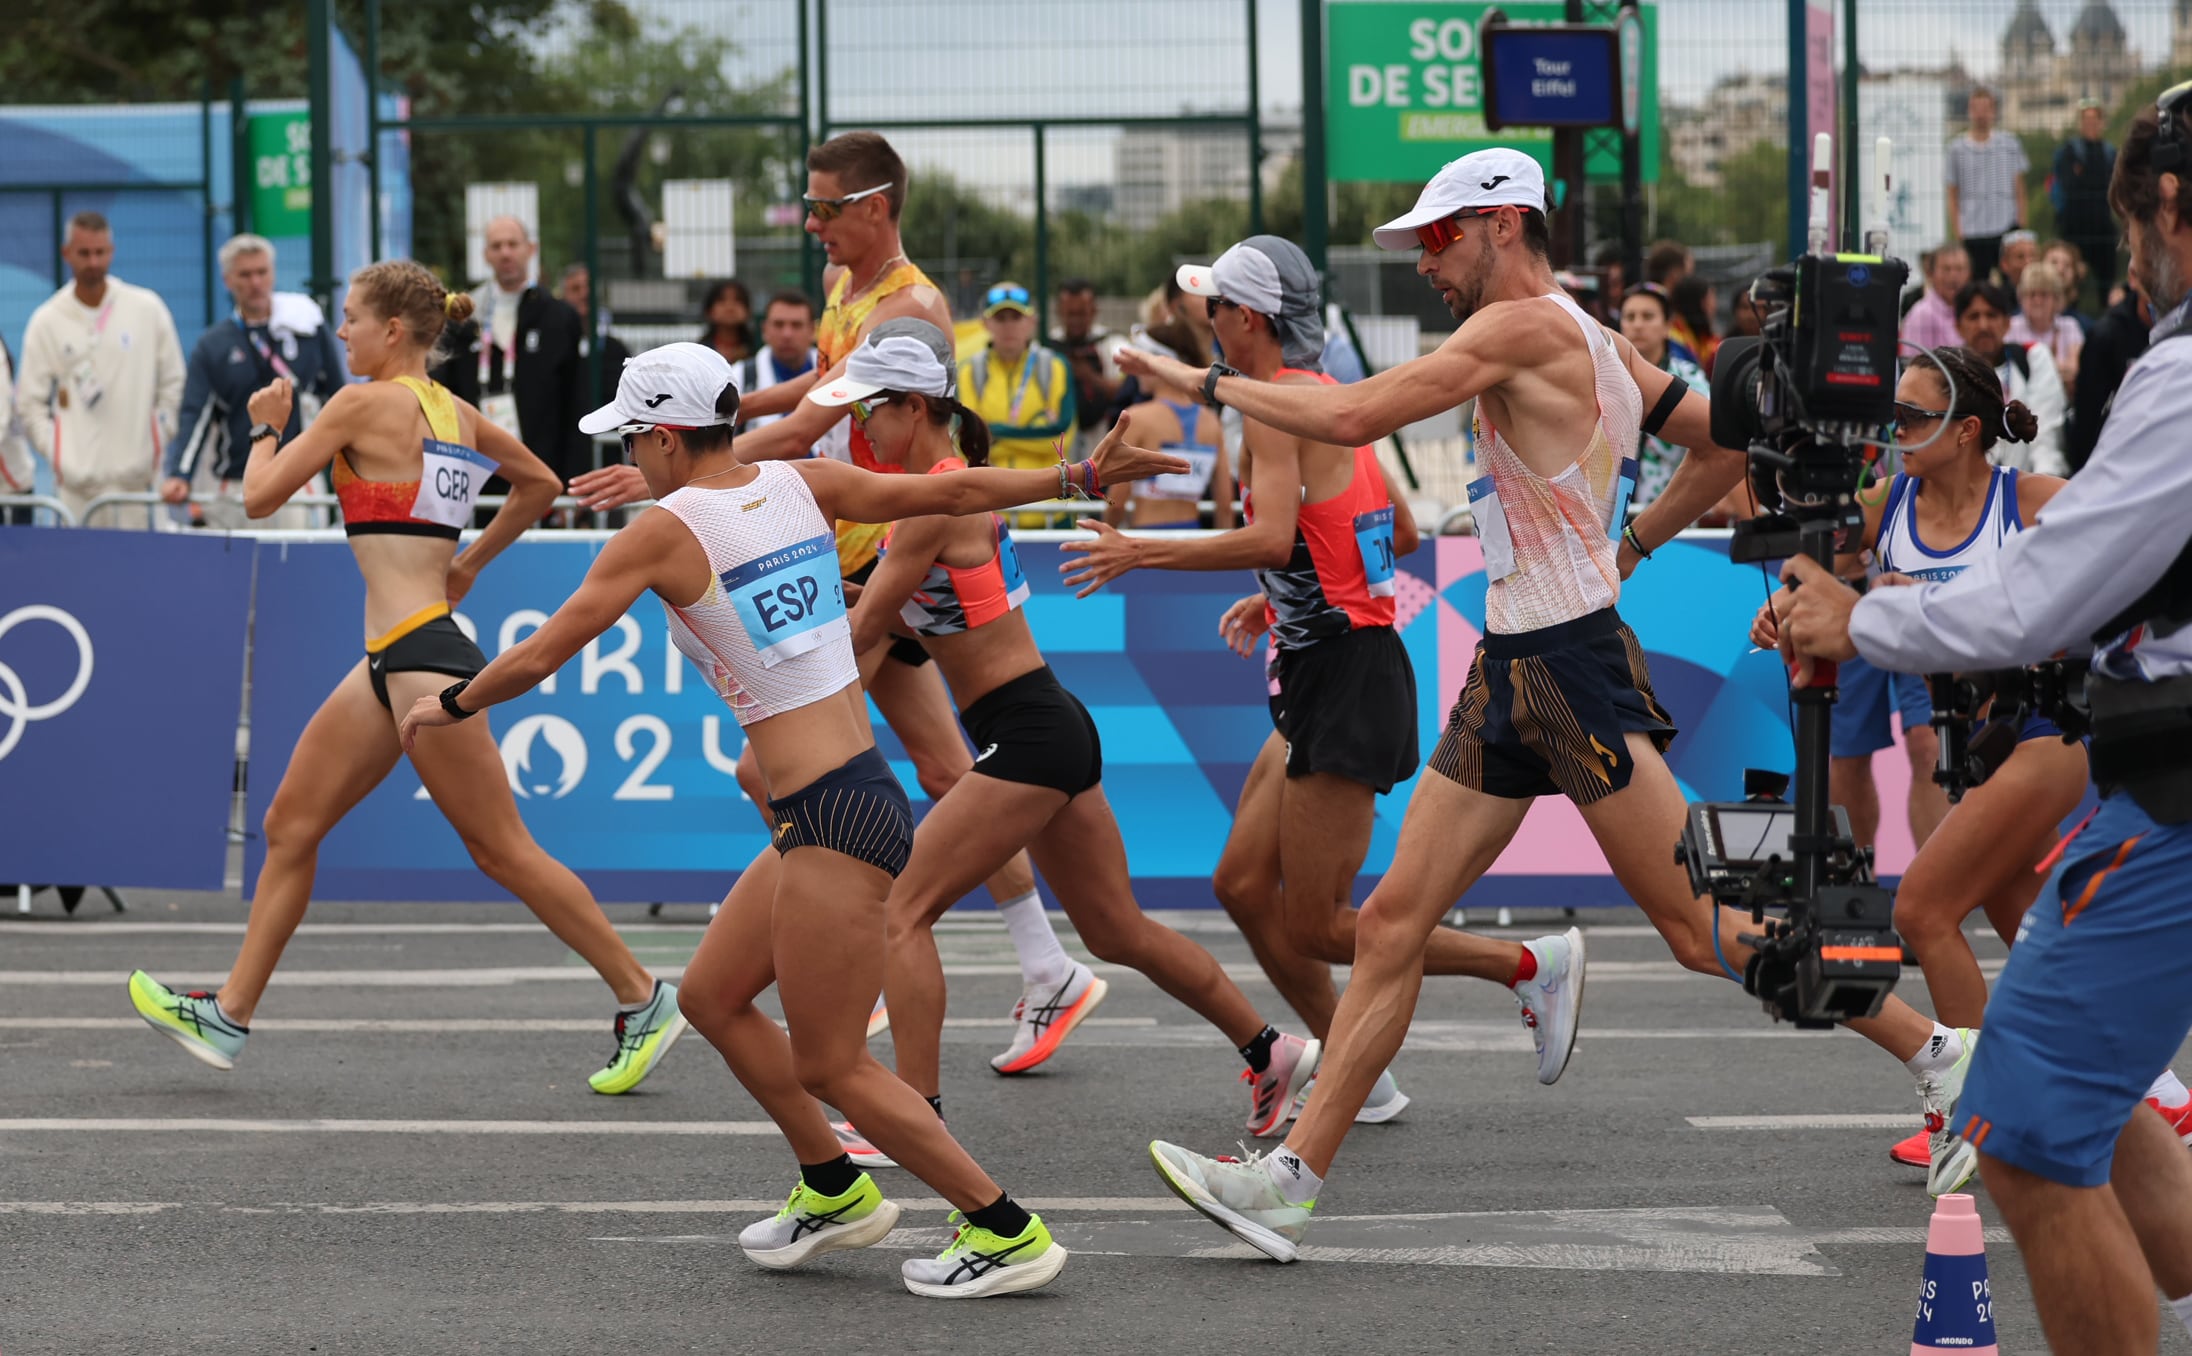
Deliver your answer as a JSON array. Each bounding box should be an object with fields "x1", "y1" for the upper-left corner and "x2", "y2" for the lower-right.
[
  {"x1": 1084, "y1": 412, "x2": 1191, "y2": 489},
  {"x1": 1057, "y1": 519, "x2": 1141, "y2": 598},
  {"x1": 1217, "y1": 592, "x2": 1269, "y2": 657},
  {"x1": 1113, "y1": 345, "x2": 1209, "y2": 398},
  {"x1": 1776, "y1": 554, "x2": 1863, "y2": 687},
  {"x1": 569, "y1": 464, "x2": 652, "y2": 511},
  {"x1": 399, "y1": 694, "x2": 455, "y2": 752}
]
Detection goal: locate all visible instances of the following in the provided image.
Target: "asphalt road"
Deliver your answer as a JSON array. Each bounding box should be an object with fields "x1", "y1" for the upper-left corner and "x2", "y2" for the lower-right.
[{"x1": 4, "y1": 893, "x2": 2187, "y2": 1356}]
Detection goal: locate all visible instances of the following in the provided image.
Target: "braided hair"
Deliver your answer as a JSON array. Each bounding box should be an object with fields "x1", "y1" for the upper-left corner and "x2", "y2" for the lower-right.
[{"x1": 1907, "y1": 345, "x2": 2039, "y2": 451}]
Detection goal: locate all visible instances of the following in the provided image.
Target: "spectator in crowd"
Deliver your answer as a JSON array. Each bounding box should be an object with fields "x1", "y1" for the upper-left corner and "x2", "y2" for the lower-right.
[
  {"x1": 2039, "y1": 238, "x2": 2093, "y2": 322},
  {"x1": 1644, "y1": 238, "x2": 1693, "y2": 287},
  {"x1": 959, "y1": 281, "x2": 1074, "y2": 521},
  {"x1": 1902, "y1": 242, "x2": 1972, "y2": 358},
  {"x1": 2066, "y1": 279, "x2": 2149, "y2": 474},
  {"x1": 2049, "y1": 97, "x2": 2118, "y2": 309},
  {"x1": 1668, "y1": 275, "x2": 1720, "y2": 375},
  {"x1": 1320, "y1": 303, "x2": 1368, "y2": 384},
  {"x1": 732, "y1": 290, "x2": 836, "y2": 460},
  {"x1": 555, "y1": 262, "x2": 630, "y2": 400},
  {"x1": 163, "y1": 234, "x2": 344, "y2": 529},
  {"x1": 1593, "y1": 241, "x2": 1627, "y2": 323},
  {"x1": 1140, "y1": 285, "x2": 1173, "y2": 330},
  {"x1": 1955, "y1": 279, "x2": 2065, "y2": 475},
  {"x1": 1103, "y1": 321, "x2": 1232, "y2": 531},
  {"x1": 699, "y1": 278, "x2": 753, "y2": 365},
  {"x1": 431, "y1": 215, "x2": 590, "y2": 496},
  {"x1": 2009, "y1": 260, "x2": 2081, "y2": 397},
  {"x1": 1617, "y1": 284, "x2": 1709, "y2": 508},
  {"x1": 1051, "y1": 278, "x2": 1125, "y2": 460},
  {"x1": 14, "y1": 211, "x2": 183, "y2": 529},
  {"x1": 1946, "y1": 86, "x2": 2028, "y2": 282},
  {"x1": 1996, "y1": 228, "x2": 2038, "y2": 297},
  {"x1": 0, "y1": 335, "x2": 35, "y2": 524}
]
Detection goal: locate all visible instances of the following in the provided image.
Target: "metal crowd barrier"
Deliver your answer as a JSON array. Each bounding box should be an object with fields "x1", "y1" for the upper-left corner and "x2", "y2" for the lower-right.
[
  {"x1": 74, "y1": 491, "x2": 613, "y2": 530},
  {"x1": 0, "y1": 494, "x2": 78, "y2": 527}
]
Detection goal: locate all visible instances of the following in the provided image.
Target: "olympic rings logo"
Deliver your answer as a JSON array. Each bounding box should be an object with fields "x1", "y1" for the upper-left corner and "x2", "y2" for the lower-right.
[{"x1": 0, "y1": 605, "x2": 95, "y2": 763}]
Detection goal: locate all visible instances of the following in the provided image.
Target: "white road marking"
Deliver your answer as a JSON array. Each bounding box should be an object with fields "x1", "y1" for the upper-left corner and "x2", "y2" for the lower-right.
[
  {"x1": 1688, "y1": 1114, "x2": 1920, "y2": 1130},
  {"x1": 0, "y1": 1016, "x2": 1157, "y2": 1033},
  {"x1": 0, "y1": 1197, "x2": 1187, "y2": 1216}
]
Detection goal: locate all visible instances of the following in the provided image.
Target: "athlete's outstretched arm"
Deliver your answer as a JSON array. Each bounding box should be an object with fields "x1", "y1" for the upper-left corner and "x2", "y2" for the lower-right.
[
  {"x1": 451, "y1": 399, "x2": 567, "y2": 599},
  {"x1": 793, "y1": 415, "x2": 1187, "y2": 525},
  {"x1": 1116, "y1": 308, "x2": 1528, "y2": 448},
  {"x1": 735, "y1": 365, "x2": 825, "y2": 422},
  {"x1": 1058, "y1": 418, "x2": 1305, "y2": 594},
  {"x1": 398, "y1": 511, "x2": 694, "y2": 747}
]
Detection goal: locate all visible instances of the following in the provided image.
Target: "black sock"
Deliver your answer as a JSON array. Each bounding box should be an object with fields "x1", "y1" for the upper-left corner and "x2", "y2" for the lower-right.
[
  {"x1": 799, "y1": 1153, "x2": 862, "y2": 1198},
  {"x1": 964, "y1": 1192, "x2": 1032, "y2": 1239},
  {"x1": 1239, "y1": 1024, "x2": 1281, "y2": 1074},
  {"x1": 925, "y1": 1094, "x2": 944, "y2": 1120}
]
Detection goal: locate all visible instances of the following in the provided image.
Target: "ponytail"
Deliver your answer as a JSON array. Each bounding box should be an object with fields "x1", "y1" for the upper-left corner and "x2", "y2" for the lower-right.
[{"x1": 945, "y1": 396, "x2": 992, "y2": 467}]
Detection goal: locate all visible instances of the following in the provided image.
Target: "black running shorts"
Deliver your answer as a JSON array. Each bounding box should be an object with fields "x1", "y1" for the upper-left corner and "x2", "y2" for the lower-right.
[
  {"x1": 959, "y1": 665, "x2": 1103, "y2": 798},
  {"x1": 1268, "y1": 625, "x2": 1420, "y2": 795},
  {"x1": 367, "y1": 615, "x2": 486, "y2": 710},
  {"x1": 768, "y1": 746, "x2": 915, "y2": 877},
  {"x1": 1429, "y1": 608, "x2": 1677, "y2": 804}
]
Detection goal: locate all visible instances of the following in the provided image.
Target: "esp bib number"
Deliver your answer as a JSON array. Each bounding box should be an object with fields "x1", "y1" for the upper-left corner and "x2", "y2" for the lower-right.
[
  {"x1": 412, "y1": 439, "x2": 496, "y2": 529},
  {"x1": 719, "y1": 532, "x2": 850, "y2": 667},
  {"x1": 1353, "y1": 504, "x2": 1397, "y2": 597}
]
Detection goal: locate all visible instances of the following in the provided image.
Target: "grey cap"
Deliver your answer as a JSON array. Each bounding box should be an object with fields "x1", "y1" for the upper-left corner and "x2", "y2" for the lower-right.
[
  {"x1": 1177, "y1": 234, "x2": 1326, "y2": 371},
  {"x1": 809, "y1": 317, "x2": 960, "y2": 407}
]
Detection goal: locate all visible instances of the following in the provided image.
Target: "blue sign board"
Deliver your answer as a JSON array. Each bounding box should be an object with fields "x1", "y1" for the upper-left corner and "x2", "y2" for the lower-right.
[{"x1": 1482, "y1": 25, "x2": 1619, "y2": 130}]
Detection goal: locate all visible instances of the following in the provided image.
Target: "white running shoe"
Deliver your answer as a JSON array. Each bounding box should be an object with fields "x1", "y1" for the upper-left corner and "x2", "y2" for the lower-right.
[
  {"x1": 1243, "y1": 1033, "x2": 1321, "y2": 1137},
  {"x1": 1287, "y1": 1070, "x2": 1410, "y2": 1124},
  {"x1": 899, "y1": 1212, "x2": 1067, "y2": 1299},
  {"x1": 1920, "y1": 1029, "x2": 1980, "y2": 1198},
  {"x1": 1148, "y1": 1140, "x2": 1314, "y2": 1263},
  {"x1": 866, "y1": 997, "x2": 890, "y2": 1040},
  {"x1": 737, "y1": 1174, "x2": 900, "y2": 1270},
  {"x1": 1512, "y1": 927, "x2": 1586, "y2": 1085},
  {"x1": 830, "y1": 1120, "x2": 897, "y2": 1169},
  {"x1": 991, "y1": 962, "x2": 1109, "y2": 1074}
]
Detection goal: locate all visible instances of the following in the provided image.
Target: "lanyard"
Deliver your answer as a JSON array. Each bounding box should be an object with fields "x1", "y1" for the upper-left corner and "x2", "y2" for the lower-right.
[
  {"x1": 243, "y1": 322, "x2": 297, "y2": 384},
  {"x1": 1002, "y1": 351, "x2": 1041, "y2": 424}
]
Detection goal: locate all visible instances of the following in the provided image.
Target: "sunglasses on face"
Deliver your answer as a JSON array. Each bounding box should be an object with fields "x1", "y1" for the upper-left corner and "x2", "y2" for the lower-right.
[
  {"x1": 1892, "y1": 402, "x2": 1950, "y2": 436},
  {"x1": 1204, "y1": 296, "x2": 1240, "y2": 321},
  {"x1": 849, "y1": 396, "x2": 891, "y2": 426},
  {"x1": 1415, "y1": 207, "x2": 1495, "y2": 256},
  {"x1": 616, "y1": 422, "x2": 693, "y2": 454},
  {"x1": 803, "y1": 182, "x2": 890, "y2": 222}
]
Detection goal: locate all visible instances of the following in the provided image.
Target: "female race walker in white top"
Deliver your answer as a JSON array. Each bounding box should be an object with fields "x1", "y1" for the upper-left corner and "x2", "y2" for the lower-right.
[
  {"x1": 821, "y1": 321, "x2": 1319, "y2": 1133},
  {"x1": 127, "y1": 261, "x2": 684, "y2": 1097},
  {"x1": 399, "y1": 342, "x2": 1187, "y2": 1299}
]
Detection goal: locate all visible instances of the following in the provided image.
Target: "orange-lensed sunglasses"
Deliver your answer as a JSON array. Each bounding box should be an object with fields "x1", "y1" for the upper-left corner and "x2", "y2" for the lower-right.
[{"x1": 1415, "y1": 207, "x2": 1500, "y2": 256}]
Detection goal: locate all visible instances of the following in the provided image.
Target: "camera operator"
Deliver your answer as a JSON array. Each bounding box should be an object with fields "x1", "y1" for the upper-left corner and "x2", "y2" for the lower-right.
[
  {"x1": 1754, "y1": 347, "x2": 2101, "y2": 1195},
  {"x1": 1777, "y1": 92, "x2": 2192, "y2": 1354}
]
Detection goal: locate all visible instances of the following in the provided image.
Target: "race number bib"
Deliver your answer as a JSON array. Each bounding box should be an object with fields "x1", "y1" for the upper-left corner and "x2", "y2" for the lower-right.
[
  {"x1": 411, "y1": 439, "x2": 496, "y2": 529},
  {"x1": 1146, "y1": 445, "x2": 1219, "y2": 502},
  {"x1": 994, "y1": 525, "x2": 1031, "y2": 600},
  {"x1": 1353, "y1": 505, "x2": 1397, "y2": 598},
  {"x1": 1467, "y1": 475, "x2": 1517, "y2": 581},
  {"x1": 720, "y1": 532, "x2": 850, "y2": 667},
  {"x1": 480, "y1": 392, "x2": 519, "y2": 433},
  {"x1": 1608, "y1": 456, "x2": 1640, "y2": 541}
]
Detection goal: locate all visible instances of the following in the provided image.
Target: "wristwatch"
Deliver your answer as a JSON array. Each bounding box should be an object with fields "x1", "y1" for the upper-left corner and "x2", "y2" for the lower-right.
[
  {"x1": 248, "y1": 422, "x2": 281, "y2": 444},
  {"x1": 1202, "y1": 362, "x2": 1240, "y2": 409},
  {"x1": 438, "y1": 679, "x2": 476, "y2": 721}
]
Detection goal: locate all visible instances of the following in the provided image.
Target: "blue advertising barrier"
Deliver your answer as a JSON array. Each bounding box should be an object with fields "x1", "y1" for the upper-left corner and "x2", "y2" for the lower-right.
[
  {"x1": 244, "y1": 532, "x2": 1801, "y2": 906},
  {"x1": 0, "y1": 528, "x2": 252, "y2": 888}
]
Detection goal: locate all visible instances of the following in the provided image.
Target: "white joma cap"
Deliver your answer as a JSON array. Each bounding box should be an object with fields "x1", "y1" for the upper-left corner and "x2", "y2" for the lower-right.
[
  {"x1": 1371, "y1": 148, "x2": 1547, "y2": 251},
  {"x1": 579, "y1": 342, "x2": 738, "y2": 433}
]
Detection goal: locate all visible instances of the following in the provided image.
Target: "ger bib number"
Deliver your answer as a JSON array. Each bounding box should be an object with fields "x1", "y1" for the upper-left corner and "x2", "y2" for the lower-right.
[
  {"x1": 412, "y1": 439, "x2": 495, "y2": 529},
  {"x1": 1352, "y1": 505, "x2": 1397, "y2": 598},
  {"x1": 718, "y1": 532, "x2": 849, "y2": 667}
]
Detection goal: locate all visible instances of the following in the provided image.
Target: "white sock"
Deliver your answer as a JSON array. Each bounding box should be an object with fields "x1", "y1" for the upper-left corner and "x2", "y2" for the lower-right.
[
  {"x1": 2172, "y1": 1290, "x2": 2192, "y2": 1339},
  {"x1": 995, "y1": 890, "x2": 1073, "y2": 987},
  {"x1": 2147, "y1": 1068, "x2": 2190, "y2": 1106},
  {"x1": 1903, "y1": 1023, "x2": 1964, "y2": 1079},
  {"x1": 1266, "y1": 1145, "x2": 1323, "y2": 1205},
  {"x1": 617, "y1": 980, "x2": 659, "y2": 1015}
]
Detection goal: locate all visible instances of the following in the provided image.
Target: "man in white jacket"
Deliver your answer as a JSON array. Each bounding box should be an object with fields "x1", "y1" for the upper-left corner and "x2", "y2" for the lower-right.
[{"x1": 14, "y1": 211, "x2": 184, "y2": 529}]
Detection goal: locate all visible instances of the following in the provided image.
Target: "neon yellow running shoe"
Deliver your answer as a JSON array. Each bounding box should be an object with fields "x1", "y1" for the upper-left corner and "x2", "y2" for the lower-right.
[
  {"x1": 128, "y1": 970, "x2": 247, "y2": 1070},
  {"x1": 738, "y1": 1173, "x2": 901, "y2": 1270},
  {"x1": 900, "y1": 1211, "x2": 1068, "y2": 1298},
  {"x1": 587, "y1": 980, "x2": 688, "y2": 1094}
]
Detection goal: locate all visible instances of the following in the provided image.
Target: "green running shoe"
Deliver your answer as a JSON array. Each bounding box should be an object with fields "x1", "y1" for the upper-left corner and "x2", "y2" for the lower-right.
[
  {"x1": 128, "y1": 970, "x2": 247, "y2": 1070},
  {"x1": 588, "y1": 980, "x2": 688, "y2": 1094},
  {"x1": 738, "y1": 1174, "x2": 901, "y2": 1270},
  {"x1": 900, "y1": 1211, "x2": 1068, "y2": 1299}
]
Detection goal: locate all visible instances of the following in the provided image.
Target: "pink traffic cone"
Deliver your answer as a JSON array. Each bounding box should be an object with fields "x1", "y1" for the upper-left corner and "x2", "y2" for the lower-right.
[{"x1": 1912, "y1": 1193, "x2": 1999, "y2": 1355}]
